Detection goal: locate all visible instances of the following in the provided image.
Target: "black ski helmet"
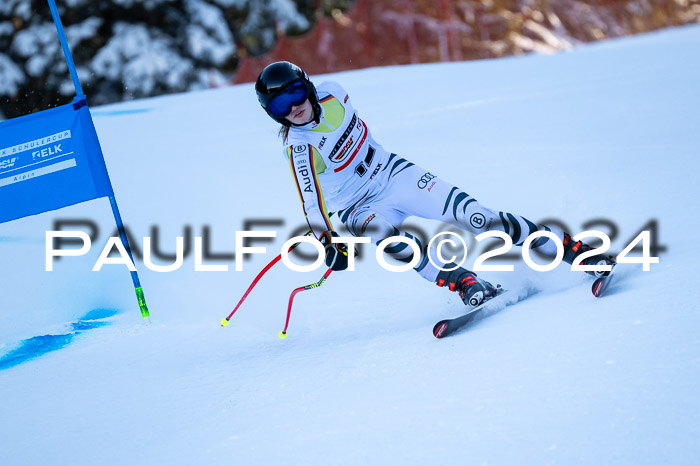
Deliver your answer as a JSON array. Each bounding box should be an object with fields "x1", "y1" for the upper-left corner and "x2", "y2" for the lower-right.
[{"x1": 255, "y1": 61, "x2": 320, "y2": 127}]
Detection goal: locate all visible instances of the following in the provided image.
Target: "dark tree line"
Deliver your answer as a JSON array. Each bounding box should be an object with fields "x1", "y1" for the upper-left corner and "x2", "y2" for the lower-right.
[{"x1": 0, "y1": 0, "x2": 353, "y2": 118}]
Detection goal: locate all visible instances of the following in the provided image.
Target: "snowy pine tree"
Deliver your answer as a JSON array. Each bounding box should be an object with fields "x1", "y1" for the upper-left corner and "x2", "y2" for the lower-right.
[{"x1": 0, "y1": 0, "x2": 318, "y2": 118}]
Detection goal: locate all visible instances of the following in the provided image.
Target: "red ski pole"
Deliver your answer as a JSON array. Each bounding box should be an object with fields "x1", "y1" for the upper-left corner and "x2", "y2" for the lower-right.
[
  {"x1": 279, "y1": 267, "x2": 333, "y2": 338},
  {"x1": 221, "y1": 231, "x2": 312, "y2": 327}
]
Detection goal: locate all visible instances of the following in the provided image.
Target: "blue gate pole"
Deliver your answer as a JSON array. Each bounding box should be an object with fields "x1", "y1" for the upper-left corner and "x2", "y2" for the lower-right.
[
  {"x1": 109, "y1": 196, "x2": 151, "y2": 323},
  {"x1": 47, "y1": 0, "x2": 151, "y2": 323},
  {"x1": 47, "y1": 0, "x2": 83, "y2": 97}
]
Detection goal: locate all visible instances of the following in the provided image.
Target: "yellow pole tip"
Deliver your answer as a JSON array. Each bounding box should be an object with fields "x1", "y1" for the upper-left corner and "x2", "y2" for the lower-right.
[
  {"x1": 279, "y1": 330, "x2": 288, "y2": 339},
  {"x1": 221, "y1": 318, "x2": 230, "y2": 327}
]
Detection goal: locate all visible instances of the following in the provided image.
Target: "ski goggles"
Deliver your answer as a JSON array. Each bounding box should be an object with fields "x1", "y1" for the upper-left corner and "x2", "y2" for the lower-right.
[{"x1": 267, "y1": 81, "x2": 309, "y2": 118}]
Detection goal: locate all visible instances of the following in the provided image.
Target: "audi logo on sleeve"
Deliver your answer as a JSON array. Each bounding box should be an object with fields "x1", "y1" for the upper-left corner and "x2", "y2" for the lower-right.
[{"x1": 417, "y1": 172, "x2": 436, "y2": 189}]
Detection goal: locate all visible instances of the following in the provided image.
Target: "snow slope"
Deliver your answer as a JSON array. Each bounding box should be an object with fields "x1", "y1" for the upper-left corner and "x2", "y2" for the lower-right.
[{"x1": 1, "y1": 25, "x2": 699, "y2": 465}]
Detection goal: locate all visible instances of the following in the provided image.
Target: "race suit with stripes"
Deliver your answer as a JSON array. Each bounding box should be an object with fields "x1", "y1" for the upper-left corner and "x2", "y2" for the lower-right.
[{"x1": 285, "y1": 81, "x2": 563, "y2": 282}]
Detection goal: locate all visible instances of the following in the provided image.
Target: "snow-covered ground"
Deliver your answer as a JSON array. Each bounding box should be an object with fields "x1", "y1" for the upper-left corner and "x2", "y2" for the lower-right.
[{"x1": 1, "y1": 25, "x2": 699, "y2": 465}]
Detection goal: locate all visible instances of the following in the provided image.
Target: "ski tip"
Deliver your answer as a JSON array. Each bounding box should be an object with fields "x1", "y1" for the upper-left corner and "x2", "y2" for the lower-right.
[
  {"x1": 592, "y1": 278, "x2": 605, "y2": 297},
  {"x1": 433, "y1": 322, "x2": 449, "y2": 339}
]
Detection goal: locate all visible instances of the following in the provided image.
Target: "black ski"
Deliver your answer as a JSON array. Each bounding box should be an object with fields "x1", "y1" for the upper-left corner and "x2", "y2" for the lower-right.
[
  {"x1": 592, "y1": 263, "x2": 617, "y2": 297},
  {"x1": 433, "y1": 288, "x2": 513, "y2": 339}
]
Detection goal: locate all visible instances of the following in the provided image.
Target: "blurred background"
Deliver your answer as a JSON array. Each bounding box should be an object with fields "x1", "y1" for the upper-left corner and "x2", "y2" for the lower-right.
[{"x1": 1, "y1": 0, "x2": 699, "y2": 119}]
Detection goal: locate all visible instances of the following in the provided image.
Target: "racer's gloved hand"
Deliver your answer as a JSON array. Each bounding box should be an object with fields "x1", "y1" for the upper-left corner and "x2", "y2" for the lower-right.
[{"x1": 319, "y1": 230, "x2": 348, "y2": 271}]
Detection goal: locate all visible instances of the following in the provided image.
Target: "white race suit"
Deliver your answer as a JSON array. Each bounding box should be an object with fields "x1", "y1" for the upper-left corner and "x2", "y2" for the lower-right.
[{"x1": 284, "y1": 81, "x2": 562, "y2": 282}]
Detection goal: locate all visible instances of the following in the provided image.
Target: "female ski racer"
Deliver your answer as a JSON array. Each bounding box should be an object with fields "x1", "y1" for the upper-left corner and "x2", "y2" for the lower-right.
[{"x1": 255, "y1": 61, "x2": 611, "y2": 307}]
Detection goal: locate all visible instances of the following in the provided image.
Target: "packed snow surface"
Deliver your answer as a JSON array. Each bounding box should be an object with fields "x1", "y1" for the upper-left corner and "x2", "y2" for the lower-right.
[{"x1": 1, "y1": 25, "x2": 699, "y2": 465}]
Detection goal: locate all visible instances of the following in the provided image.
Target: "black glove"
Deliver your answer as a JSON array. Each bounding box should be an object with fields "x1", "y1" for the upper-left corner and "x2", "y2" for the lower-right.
[{"x1": 319, "y1": 230, "x2": 348, "y2": 271}]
